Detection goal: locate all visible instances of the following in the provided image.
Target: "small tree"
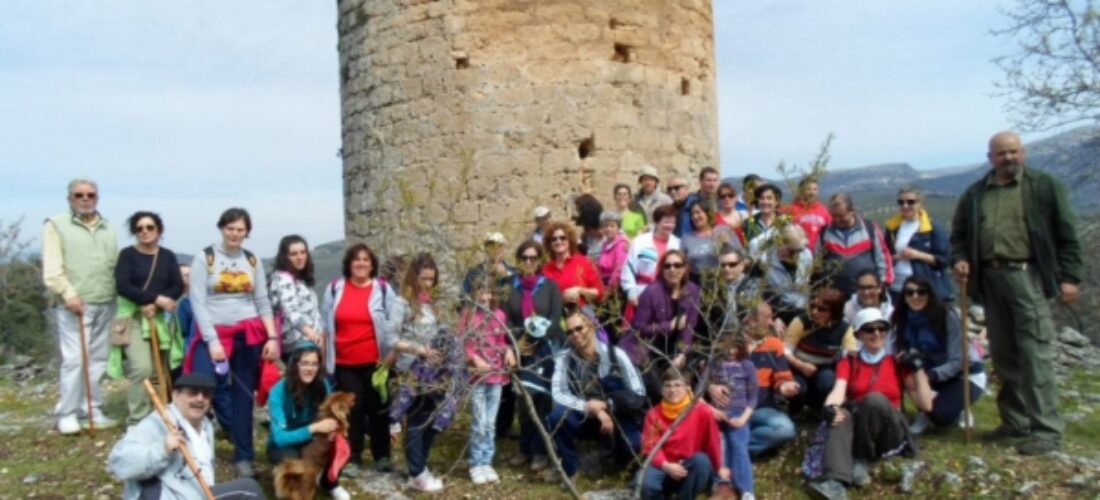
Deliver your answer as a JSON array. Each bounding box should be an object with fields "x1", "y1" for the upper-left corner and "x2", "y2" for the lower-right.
[
  {"x1": 993, "y1": 0, "x2": 1100, "y2": 131},
  {"x1": 0, "y1": 218, "x2": 50, "y2": 362}
]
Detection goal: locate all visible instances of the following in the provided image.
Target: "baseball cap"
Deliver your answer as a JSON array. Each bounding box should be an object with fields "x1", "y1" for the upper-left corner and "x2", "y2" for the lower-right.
[{"x1": 853, "y1": 308, "x2": 890, "y2": 332}]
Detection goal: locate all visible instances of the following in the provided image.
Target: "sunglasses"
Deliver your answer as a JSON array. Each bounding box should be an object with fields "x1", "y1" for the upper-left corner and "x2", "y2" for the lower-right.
[
  {"x1": 720, "y1": 261, "x2": 741, "y2": 268},
  {"x1": 857, "y1": 284, "x2": 880, "y2": 291},
  {"x1": 135, "y1": 224, "x2": 157, "y2": 233},
  {"x1": 550, "y1": 235, "x2": 569, "y2": 243},
  {"x1": 567, "y1": 325, "x2": 586, "y2": 336},
  {"x1": 72, "y1": 192, "x2": 97, "y2": 200},
  {"x1": 663, "y1": 262, "x2": 685, "y2": 270},
  {"x1": 719, "y1": 193, "x2": 736, "y2": 199},
  {"x1": 903, "y1": 288, "x2": 929, "y2": 297},
  {"x1": 859, "y1": 325, "x2": 889, "y2": 335},
  {"x1": 519, "y1": 255, "x2": 539, "y2": 262},
  {"x1": 897, "y1": 199, "x2": 918, "y2": 206}
]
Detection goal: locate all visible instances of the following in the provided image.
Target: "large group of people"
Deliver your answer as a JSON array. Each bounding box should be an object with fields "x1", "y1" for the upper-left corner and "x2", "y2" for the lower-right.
[{"x1": 45, "y1": 130, "x2": 1082, "y2": 499}]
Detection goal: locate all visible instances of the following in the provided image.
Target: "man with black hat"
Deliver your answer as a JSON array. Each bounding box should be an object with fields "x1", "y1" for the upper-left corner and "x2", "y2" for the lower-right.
[{"x1": 108, "y1": 373, "x2": 266, "y2": 499}]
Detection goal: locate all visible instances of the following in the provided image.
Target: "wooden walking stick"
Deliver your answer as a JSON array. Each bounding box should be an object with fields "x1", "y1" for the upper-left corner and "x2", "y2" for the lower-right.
[
  {"x1": 147, "y1": 317, "x2": 170, "y2": 404},
  {"x1": 959, "y1": 276, "x2": 972, "y2": 444},
  {"x1": 143, "y1": 380, "x2": 216, "y2": 500},
  {"x1": 76, "y1": 310, "x2": 95, "y2": 435}
]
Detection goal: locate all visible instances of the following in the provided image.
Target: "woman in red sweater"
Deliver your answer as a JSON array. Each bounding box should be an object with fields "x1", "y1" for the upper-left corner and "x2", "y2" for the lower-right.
[
  {"x1": 541, "y1": 221, "x2": 604, "y2": 310},
  {"x1": 639, "y1": 368, "x2": 728, "y2": 500}
]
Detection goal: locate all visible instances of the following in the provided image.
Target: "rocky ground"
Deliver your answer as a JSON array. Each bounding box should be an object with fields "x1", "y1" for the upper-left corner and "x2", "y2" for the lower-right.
[{"x1": 1, "y1": 327, "x2": 1098, "y2": 499}]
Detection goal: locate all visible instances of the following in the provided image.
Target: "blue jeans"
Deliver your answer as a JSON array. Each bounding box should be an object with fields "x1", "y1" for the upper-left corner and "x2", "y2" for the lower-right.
[
  {"x1": 928, "y1": 376, "x2": 985, "y2": 427},
  {"x1": 469, "y1": 383, "x2": 503, "y2": 467},
  {"x1": 518, "y1": 391, "x2": 550, "y2": 458},
  {"x1": 404, "y1": 395, "x2": 441, "y2": 476},
  {"x1": 795, "y1": 366, "x2": 836, "y2": 410},
  {"x1": 190, "y1": 335, "x2": 261, "y2": 463},
  {"x1": 721, "y1": 419, "x2": 753, "y2": 494},
  {"x1": 748, "y1": 406, "x2": 796, "y2": 456},
  {"x1": 638, "y1": 452, "x2": 715, "y2": 500},
  {"x1": 547, "y1": 404, "x2": 642, "y2": 476}
]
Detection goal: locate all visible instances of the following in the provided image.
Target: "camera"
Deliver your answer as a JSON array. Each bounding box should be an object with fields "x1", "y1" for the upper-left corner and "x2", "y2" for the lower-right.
[{"x1": 895, "y1": 348, "x2": 925, "y2": 371}]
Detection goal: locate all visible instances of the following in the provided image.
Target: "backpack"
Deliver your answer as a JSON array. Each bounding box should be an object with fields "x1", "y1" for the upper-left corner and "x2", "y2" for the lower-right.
[{"x1": 204, "y1": 245, "x2": 257, "y2": 275}]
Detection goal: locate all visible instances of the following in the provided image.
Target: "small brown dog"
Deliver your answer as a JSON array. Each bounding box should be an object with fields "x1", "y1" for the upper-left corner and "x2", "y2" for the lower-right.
[{"x1": 273, "y1": 391, "x2": 356, "y2": 500}]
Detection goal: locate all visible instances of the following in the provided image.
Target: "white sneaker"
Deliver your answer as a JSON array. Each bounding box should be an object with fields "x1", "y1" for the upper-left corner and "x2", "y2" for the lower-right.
[
  {"x1": 908, "y1": 412, "x2": 931, "y2": 436},
  {"x1": 470, "y1": 465, "x2": 489, "y2": 485},
  {"x1": 408, "y1": 470, "x2": 443, "y2": 492},
  {"x1": 327, "y1": 486, "x2": 351, "y2": 500},
  {"x1": 80, "y1": 414, "x2": 119, "y2": 430},
  {"x1": 958, "y1": 410, "x2": 975, "y2": 429},
  {"x1": 57, "y1": 414, "x2": 81, "y2": 435},
  {"x1": 742, "y1": 493, "x2": 756, "y2": 500},
  {"x1": 483, "y1": 465, "x2": 500, "y2": 483}
]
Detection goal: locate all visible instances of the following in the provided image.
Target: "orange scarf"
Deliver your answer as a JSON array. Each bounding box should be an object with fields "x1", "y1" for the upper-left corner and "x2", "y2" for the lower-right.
[{"x1": 659, "y1": 391, "x2": 693, "y2": 420}]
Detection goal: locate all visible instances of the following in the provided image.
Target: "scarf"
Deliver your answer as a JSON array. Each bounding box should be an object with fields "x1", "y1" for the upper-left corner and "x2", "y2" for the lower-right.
[
  {"x1": 859, "y1": 348, "x2": 887, "y2": 365},
  {"x1": 520, "y1": 275, "x2": 539, "y2": 318},
  {"x1": 659, "y1": 390, "x2": 694, "y2": 420}
]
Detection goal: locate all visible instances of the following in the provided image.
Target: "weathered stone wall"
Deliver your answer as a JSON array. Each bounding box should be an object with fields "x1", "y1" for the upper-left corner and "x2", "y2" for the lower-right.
[{"x1": 338, "y1": 0, "x2": 717, "y2": 254}]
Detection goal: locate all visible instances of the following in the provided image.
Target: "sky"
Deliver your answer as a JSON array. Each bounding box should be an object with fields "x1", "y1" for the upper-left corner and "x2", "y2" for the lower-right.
[{"x1": 0, "y1": 1, "x2": 1057, "y2": 256}]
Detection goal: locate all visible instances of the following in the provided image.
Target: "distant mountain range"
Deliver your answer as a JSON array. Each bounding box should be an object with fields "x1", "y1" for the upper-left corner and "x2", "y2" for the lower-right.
[{"x1": 818, "y1": 126, "x2": 1100, "y2": 213}]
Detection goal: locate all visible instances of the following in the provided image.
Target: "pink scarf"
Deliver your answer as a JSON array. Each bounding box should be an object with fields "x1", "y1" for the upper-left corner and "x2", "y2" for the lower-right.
[{"x1": 520, "y1": 275, "x2": 539, "y2": 318}]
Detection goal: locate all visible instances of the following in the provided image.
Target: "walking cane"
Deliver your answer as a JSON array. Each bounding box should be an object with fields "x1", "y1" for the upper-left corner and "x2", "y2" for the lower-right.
[
  {"x1": 147, "y1": 317, "x2": 170, "y2": 404},
  {"x1": 143, "y1": 380, "x2": 216, "y2": 500},
  {"x1": 959, "y1": 277, "x2": 972, "y2": 444},
  {"x1": 76, "y1": 310, "x2": 95, "y2": 435}
]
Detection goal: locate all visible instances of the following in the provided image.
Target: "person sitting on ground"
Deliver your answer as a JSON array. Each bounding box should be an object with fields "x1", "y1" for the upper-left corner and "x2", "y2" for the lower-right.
[
  {"x1": 842, "y1": 270, "x2": 895, "y2": 352},
  {"x1": 894, "y1": 276, "x2": 985, "y2": 435},
  {"x1": 785, "y1": 288, "x2": 856, "y2": 412},
  {"x1": 639, "y1": 368, "x2": 727, "y2": 500},
  {"x1": 741, "y1": 224, "x2": 812, "y2": 325},
  {"x1": 108, "y1": 373, "x2": 265, "y2": 499},
  {"x1": 708, "y1": 330, "x2": 758, "y2": 500},
  {"x1": 545, "y1": 311, "x2": 646, "y2": 482},
  {"x1": 807, "y1": 308, "x2": 917, "y2": 499},
  {"x1": 266, "y1": 342, "x2": 350, "y2": 500}
]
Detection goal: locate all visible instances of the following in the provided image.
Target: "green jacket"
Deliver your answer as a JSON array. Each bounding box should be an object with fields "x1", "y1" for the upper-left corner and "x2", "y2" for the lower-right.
[{"x1": 950, "y1": 167, "x2": 1083, "y2": 301}]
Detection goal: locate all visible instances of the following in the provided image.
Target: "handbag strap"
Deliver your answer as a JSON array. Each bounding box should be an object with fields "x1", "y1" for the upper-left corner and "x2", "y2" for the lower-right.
[{"x1": 140, "y1": 248, "x2": 160, "y2": 292}]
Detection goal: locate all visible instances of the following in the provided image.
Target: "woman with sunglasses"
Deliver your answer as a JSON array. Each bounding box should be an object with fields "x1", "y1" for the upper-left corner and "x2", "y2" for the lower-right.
[
  {"x1": 842, "y1": 270, "x2": 895, "y2": 352},
  {"x1": 266, "y1": 342, "x2": 350, "y2": 500},
  {"x1": 714, "y1": 182, "x2": 743, "y2": 229},
  {"x1": 893, "y1": 276, "x2": 984, "y2": 435},
  {"x1": 542, "y1": 221, "x2": 604, "y2": 310},
  {"x1": 503, "y1": 240, "x2": 563, "y2": 472},
  {"x1": 883, "y1": 186, "x2": 953, "y2": 303},
  {"x1": 113, "y1": 211, "x2": 185, "y2": 424},
  {"x1": 785, "y1": 287, "x2": 856, "y2": 411},
  {"x1": 613, "y1": 183, "x2": 648, "y2": 239},
  {"x1": 627, "y1": 250, "x2": 700, "y2": 401},
  {"x1": 808, "y1": 308, "x2": 915, "y2": 499}
]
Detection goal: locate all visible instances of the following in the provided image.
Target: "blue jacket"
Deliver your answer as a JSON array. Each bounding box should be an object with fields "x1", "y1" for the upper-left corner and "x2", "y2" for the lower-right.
[
  {"x1": 267, "y1": 378, "x2": 333, "y2": 452},
  {"x1": 884, "y1": 210, "x2": 954, "y2": 301}
]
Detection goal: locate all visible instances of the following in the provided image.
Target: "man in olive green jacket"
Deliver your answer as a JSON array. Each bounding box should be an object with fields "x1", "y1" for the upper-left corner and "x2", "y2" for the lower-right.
[{"x1": 950, "y1": 131, "x2": 1083, "y2": 455}]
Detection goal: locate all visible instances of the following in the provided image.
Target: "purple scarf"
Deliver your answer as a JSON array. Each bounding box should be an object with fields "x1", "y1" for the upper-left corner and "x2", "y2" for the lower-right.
[{"x1": 520, "y1": 275, "x2": 539, "y2": 318}]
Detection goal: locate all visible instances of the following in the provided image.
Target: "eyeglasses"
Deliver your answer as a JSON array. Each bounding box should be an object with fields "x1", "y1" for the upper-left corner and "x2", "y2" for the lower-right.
[
  {"x1": 567, "y1": 325, "x2": 586, "y2": 336},
  {"x1": 859, "y1": 325, "x2": 889, "y2": 335},
  {"x1": 550, "y1": 235, "x2": 569, "y2": 243},
  {"x1": 663, "y1": 262, "x2": 685, "y2": 270},
  {"x1": 182, "y1": 388, "x2": 213, "y2": 400},
  {"x1": 135, "y1": 224, "x2": 157, "y2": 233},
  {"x1": 903, "y1": 288, "x2": 929, "y2": 297},
  {"x1": 519, "y1": 255, "x2": 539, "y2": 262},
  {"x1": 72, "y1": 192, "x2": 97, "y2": 200},
  {"x1": 897, "y1": 199, "x2": 918, "y2": 206},
  {"x1": 720, "y1": 261, "x2": 741, "y2": 268},
  {"x1": 857, "y1": 284, "x2": 880, "y2": 291},
  {"x1": 719, "y1": 193, "x2": 735, "y2": 199},
  {"x1": 668, "y1": 185, "x2": 686, "y2": 191}
]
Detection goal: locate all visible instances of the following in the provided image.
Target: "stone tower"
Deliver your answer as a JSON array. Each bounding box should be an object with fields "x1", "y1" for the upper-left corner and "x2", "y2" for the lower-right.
[{"x1": 338, "y1": 0, "x2": 717, "y2": 254}]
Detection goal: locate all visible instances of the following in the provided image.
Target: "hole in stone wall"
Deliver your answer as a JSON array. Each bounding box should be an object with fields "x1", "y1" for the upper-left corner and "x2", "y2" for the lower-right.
[
  {"x1": 578, "y1": 136, "x2": 595, "y2": 159},
  {"x1": 681, "y1": 77, "x2": 690, "y2": 96},
  {"x1": 609, "y1": 17, "x2": 622, "y2": 29},
  {"x1": 455, "y1": 56, "x2": 470, "y2": 69},
  {"x1": 612, "y1": 43, "x2": 633, "y2": 63}
]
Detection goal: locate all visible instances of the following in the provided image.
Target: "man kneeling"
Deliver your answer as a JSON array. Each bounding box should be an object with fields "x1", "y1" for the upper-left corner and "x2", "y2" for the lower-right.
[{"x1": 108, "y1": 373, "x2": 265, "y2": 499}]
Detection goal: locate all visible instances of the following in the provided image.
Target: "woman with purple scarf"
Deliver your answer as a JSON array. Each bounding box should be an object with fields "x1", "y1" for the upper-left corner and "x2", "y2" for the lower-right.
[{"x1": 502, "y1": 240, "x2": 564, "y2": 472}]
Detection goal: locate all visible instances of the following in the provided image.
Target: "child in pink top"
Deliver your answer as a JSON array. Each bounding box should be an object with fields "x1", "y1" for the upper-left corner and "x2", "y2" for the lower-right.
[{"x1": 460, "y1": 287, "x2": 516, "y2": 485}]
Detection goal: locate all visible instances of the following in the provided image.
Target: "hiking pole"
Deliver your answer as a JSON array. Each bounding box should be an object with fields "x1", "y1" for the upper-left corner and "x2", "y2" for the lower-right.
[
  {"x1": 143, "y1": 380, "x2": 216, "y2": 500},
  {"x1": 76, "y1": 310, "x2": 95, "y2": 436},
  {"x1": 959, "y1": 277, "x2": 972, "y2": 444},
  {"x1": 147, "y1": 316, "x2": 170, "y2": 403}
]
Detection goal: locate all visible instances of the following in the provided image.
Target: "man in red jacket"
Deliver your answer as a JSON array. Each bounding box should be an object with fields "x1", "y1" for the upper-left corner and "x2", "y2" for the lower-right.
[
  {"x1": 639, "y1": 368, "x2": 728, "y2": 499},
  {"x1": 783, "y1": 177, "x2": 831, "y2": 251}
]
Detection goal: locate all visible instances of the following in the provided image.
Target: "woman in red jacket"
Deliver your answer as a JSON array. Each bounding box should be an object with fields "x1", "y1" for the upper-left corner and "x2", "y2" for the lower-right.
[
  {"x1": 541, "y1": 221, "x2": 604, "y2": 311},
  {"x1": 639, "y1": 368, "x2": 729, "y2": 500}
]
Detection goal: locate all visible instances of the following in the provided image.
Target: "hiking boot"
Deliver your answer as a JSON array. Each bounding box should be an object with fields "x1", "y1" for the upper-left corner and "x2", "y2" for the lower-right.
[
  {"x1": 530, "y1": 455, "x2": 549, "y2": 471},
  {"x1": 1016, "y1": 437, "x2": 1060, "y2": 456},
  {"x1": 851, "y1": 461, "x2": 871, "y2": 488},
  {"x1": 341, "y1": 462, "x2": 362, "y2": 478},
  {"x1": 710, "y1": 481, "x2": 737, "y2": 499},
  {"x1": 233, "y1": 461, "x2": 255, "y2": 478},
  {"x1": 538, "y1": 466, "x2": 576, "y2": 484},
  {"x1": 981, "y1": 425, "x2": 1029, "y2": 444},
  {"x1": 807, "y1": 479, "x2": 848, "y2": 500},
  {"x1": 372, "y1": 458, "x2": 394, "y2": 473},
  {"x1": 907, "y1": 413, "x2": 931, "y2": 436}
]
